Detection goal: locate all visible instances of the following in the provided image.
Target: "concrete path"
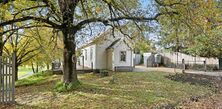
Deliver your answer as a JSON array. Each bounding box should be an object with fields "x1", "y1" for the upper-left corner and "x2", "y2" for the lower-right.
[
  {"x1": 185, "y1": 70, "x2": 222, "y2": 77},
  {"x1": 133, "y1": 65, "x2": 183, "y2": 73},
  {"x1": 76, "y1": 65, "x2": 91, "y2": 70},
  {"x1": 133, "y1": 65, "x2": 222, "y2": 77},
  {"x1": 18, "y1": 71, "x2": 33, "y2": 80}
]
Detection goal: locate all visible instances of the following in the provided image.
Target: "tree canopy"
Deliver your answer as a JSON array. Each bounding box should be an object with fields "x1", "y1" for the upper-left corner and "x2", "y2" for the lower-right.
[
  {"x1": 158, "y1": 0, "x2": 222, "y2": 58},
  {"x1": 1, "y1": 0, "x2": 220, "y2": 85}
]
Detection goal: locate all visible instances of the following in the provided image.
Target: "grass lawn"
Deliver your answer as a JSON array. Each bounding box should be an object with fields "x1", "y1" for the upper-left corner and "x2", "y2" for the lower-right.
[
  {"x1": 18, "y1": 67, "x2": 32, "y2": 78},
  {"x1": 13, "y1": 71, "x2": 214, "y2": 109}
]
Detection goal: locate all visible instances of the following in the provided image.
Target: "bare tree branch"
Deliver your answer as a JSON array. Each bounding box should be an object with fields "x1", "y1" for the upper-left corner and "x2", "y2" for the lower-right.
[
  {"x1": 76, "y1": 12, "x2": 178, "y2": 29},
  {"x1": 154, "y1": 0, "x2": 185, "y2": 7},
  {"x1": 0, "y1": 16, "x2": 61, "y2": 29}
]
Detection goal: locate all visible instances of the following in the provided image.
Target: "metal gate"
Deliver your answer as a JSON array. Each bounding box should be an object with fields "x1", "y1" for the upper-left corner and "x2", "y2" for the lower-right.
[{"x1": 0, "y1": 53, "x2": 16, "y2": 103}]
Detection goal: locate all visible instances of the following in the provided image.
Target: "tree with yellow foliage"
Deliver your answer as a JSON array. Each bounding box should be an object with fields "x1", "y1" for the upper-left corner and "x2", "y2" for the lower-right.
[
  {"x1": 4, "y1": 26, "x2": 63, "y2": 80},
  {"x1": 1, "y1": 0, "x2": 210, "y2": 86}
]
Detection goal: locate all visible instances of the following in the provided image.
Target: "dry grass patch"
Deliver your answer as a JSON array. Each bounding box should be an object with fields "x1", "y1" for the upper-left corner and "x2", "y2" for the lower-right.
[{"x1": 9, "y1": 71, "x2": 215, "y2": 109}]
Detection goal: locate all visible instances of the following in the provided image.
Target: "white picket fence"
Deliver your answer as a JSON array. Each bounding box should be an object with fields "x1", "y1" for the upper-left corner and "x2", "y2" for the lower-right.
[
  {"x1": 143, "y1": 52, "x2": 219, "y2": 71},
  {"x1": 160, "y1": 52, "x2": 218, "y2": 65}
]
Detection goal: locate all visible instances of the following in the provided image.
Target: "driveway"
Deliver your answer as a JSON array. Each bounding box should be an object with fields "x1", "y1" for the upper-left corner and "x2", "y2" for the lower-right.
[
  {"x1": 134, "y1": 65, "x2": 222, "y2": 77},
  {"x1": 185, "y1": 70, "x2": 222, "y2": 77},
  {"x1": 133, "y1": 65, "x2": 183, "y2": 73}
]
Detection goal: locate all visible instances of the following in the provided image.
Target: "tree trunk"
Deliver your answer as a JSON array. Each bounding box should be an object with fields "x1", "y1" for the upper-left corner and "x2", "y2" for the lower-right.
[
  {"x1": 31, "y1": 62, "x2": 35, "y2": 73},
  {"x1": 0, "y1": 43, "x2": 3, "y2": 57},
  {"x1": 0, "y1": 26, "x2": 3, "y2": 57},
  {"x1": 62, "y1": 30, "x2": 78, "y2": 84},
  {"x1": 59, "y1": 0, "x2": 79, "y2": 85},
  {"x1": 15, "y1": 63, "x2": 18, "y2": 81},
  {"x1": 36, "y1": 63, "x2": 39, "y2": 73},
  {"x1": 46, "y1": 63, "x2": 50, "y2": 70}
]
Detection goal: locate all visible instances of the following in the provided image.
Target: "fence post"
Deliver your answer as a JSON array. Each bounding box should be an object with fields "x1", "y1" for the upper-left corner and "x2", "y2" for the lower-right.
[
  {"x1": 182, "y1": 59, "x2": 185, "y2": 73},
  {"x1": 204, "y1": 60, "x2": 207, "y2": 72}
]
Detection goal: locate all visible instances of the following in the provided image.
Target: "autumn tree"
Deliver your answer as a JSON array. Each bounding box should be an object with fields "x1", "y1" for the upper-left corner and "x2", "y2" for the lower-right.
[
  {"x1": 0, "y1": 0, "x2": 180, "y2": 86},
  {"x1": 25, "y1": 27, "x2": 63, "y2": 73},
  {"x1": 4, "y1": 27, "x2": 44, "y2": 81},
  {"x1": 158, "y1": 0, "x2": 222, "y2": 55}
]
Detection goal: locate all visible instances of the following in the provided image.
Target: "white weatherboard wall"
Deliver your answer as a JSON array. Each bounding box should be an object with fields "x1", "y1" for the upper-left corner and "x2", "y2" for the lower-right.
[
  {"x1": 113, "y1": 41, "x2": 133, "y2": 70},
  {"x1": 107, "y1": 49, "x2": 113, "y2": 70},
  {"x1": 95, "y1": 38, "x2": 116, "y2": 69},
  {"x1": 79, "y1": 30, "x2": 134, "y2": 71},
  {"x1": 81, "y1": 44, "x2": 96, "y2": 69}
]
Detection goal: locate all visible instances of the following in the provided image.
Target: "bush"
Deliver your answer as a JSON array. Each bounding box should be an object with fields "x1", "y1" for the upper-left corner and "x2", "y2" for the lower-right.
[
  {"x1": 54, "y1": 81, "x2": 81, "y2": 92},
  {"x1": 109, "y1": 76, "x2": 116, "y2": 84}
]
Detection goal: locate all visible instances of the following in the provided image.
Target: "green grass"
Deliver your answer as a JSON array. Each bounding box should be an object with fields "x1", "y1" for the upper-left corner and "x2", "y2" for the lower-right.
[
  {"x1": 16, "y1": 70, "x2": 53, "y2": 87},
  {"x1": 54, "y1": 81, "x2": 81, "y2": 92},
  {"x1": 18, "y1": 67, "x2": 32, "y2": 78},
  {"x1": 15, "y1": 71, "x2": 214, "y2": 109}
]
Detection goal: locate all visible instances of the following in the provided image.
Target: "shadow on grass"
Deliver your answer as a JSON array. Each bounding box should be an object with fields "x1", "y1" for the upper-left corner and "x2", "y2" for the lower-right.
[
  {"x1": 16, "y1": 103, "x2": 46, "y2": 109},
  {"x1": 165, "y1": 73, "x2": 222, "y2": 91},
  {"x1": 14, "y1": 72, "x2": 218, "y2": 109},
  {"x1": 0, "y1": 103, "x2": 46, "y2": 109}
]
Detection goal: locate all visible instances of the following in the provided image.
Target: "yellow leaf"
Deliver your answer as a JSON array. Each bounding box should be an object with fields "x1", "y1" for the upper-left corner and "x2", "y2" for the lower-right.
[
  {"x1": 106, "y1": 0, "x2": 111, "y2": 3},
  {"x1": 95, "y1": 6, "x2": 102, "y2": 13}
]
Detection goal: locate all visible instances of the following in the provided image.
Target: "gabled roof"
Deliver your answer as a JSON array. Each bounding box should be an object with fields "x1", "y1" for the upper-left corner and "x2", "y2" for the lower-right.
[
  {"x1": 106, "y1": 38, "x2": 121, "y2": 50},
  {"x1": 106, "y1": 38, "x2": 133, "y2": 50},
  {"x1": 79, "y1": 29, "x2": 134, "y2": 50},
  {"x1": 79, "y1": 30, "x2": 111, "y2": 49}
]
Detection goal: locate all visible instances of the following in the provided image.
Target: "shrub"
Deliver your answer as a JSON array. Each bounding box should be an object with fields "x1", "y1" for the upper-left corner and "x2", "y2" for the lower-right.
[{"x1": 54, "y1": 81, "x2": 81, "y2": 92}]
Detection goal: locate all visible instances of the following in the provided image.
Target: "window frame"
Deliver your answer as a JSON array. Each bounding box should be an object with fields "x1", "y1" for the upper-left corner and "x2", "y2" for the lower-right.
[{"x1": 120, "y1": 51, "x2": 126, "y2": 62}]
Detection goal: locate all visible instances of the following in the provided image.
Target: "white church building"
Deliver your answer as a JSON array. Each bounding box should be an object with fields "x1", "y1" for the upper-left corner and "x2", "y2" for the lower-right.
[{"x1": 78, "y1": 30, "x2": 134, "y2": 71}]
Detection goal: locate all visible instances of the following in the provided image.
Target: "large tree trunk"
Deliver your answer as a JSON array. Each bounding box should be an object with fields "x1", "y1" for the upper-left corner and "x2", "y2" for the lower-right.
[
  {"x1": 59, "y1": 0, "x2": 80, "y2": 84},
  {"x1": 62, "y1": 30, "x2": 78, "y2": 84},
  {"x1": 13, "y1": 52, "x2": 18, "y2": 81}
]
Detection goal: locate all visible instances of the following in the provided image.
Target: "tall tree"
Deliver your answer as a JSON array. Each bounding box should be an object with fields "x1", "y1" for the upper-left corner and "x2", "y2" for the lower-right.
[
  {"x1": 25, "y1": 27, "x2": 63, "y2": 73},
  {"x1": 0, "y1": 0, "x2": 180, "y2": 85},
  {"x1": 158, "y1": 0, "x2": 221, "y2": 55},
  {"x1": 4, "y1": 27, "x2": 43, "y2": 81}
]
